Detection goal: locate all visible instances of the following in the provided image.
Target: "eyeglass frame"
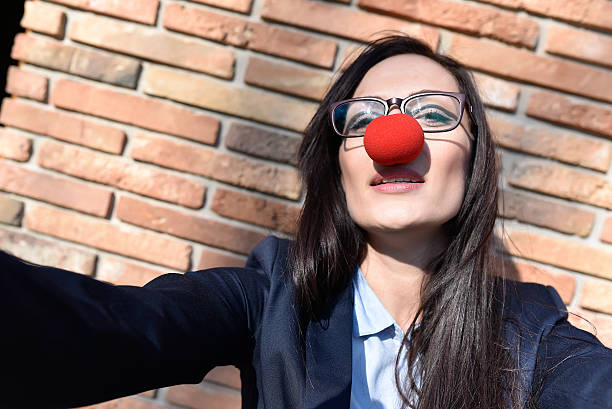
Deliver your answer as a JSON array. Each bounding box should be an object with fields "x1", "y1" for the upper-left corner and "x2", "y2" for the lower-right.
[{"x1": 329, "y1": 91, "x2": 475, "y2": 138}]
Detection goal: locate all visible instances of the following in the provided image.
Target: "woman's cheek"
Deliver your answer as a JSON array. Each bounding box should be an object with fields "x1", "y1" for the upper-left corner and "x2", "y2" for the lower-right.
[
  {"x1": 341, "y1": 173, "x2": 364, "y2": 224},
  {"x1": 436, "y1": 147, "x2": 470, "y2": 218}
]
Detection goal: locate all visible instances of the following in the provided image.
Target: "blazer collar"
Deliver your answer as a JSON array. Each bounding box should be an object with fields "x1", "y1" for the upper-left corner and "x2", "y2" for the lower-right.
[{"x1": 304, "y1": 282, "x2": 353, "y2": 409}]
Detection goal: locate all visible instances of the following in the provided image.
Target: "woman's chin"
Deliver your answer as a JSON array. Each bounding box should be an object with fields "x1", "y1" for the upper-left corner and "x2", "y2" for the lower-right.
[{"x1": 363, "y1": 219, "x2": 433, "y2": 235}]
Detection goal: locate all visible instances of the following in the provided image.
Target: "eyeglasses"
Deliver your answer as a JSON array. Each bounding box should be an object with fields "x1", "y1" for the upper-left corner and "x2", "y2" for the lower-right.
[{"x1": 329, "y1": 91, "x2": 473, "y2": 138}]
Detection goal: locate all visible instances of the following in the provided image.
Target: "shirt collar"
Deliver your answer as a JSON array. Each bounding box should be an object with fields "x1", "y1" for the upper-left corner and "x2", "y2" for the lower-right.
[{"x1": 352, "y1": 266, "x2": 396, "y2": 337}]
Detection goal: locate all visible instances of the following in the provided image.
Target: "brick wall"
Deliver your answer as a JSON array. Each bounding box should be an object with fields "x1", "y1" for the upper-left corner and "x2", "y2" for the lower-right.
[{"x1": 1, "y1": 0, "x2": 611, "y2": 407}]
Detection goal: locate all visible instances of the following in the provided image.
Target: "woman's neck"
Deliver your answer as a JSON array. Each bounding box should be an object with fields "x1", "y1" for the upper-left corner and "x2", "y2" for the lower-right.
[{"x1": 360, "y1": 228, "x2": 447, "y2": 332}]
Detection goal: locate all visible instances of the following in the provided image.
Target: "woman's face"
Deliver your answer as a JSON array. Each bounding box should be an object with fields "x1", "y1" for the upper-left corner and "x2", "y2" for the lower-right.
[{"x1": 338, "y1": 54, "x2": 474, "y2": 239}]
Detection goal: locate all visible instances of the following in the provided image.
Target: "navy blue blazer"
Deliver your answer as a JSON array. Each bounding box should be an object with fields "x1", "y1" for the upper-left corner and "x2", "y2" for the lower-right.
[{"x1": 1, "y1": 236, "x2": 611, "y2": 408}]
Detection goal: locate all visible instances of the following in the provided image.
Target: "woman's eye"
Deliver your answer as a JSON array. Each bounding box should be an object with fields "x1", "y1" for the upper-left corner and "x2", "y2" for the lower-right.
[
  {"x1": 346, "y1": 114, "x2": 376, "y2": 132},
  {"x1": 352, "y1": 116, "x2": 374, "y2": 129},
  {"x1": 414, "y1": 108, "x2": 454, "y2": 126}
]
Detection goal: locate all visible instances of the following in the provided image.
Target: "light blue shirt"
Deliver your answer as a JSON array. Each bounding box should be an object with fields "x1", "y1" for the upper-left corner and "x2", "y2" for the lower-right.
[{"x1": 350, "y1": 267, "x2": 415, "y2": 409}]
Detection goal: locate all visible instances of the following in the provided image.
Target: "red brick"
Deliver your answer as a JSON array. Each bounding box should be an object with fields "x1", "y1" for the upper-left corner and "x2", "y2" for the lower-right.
[
  {"x1": 46, "y1": 0, "x2": 159, "y2": 25},
  {"x1": 50, "y1": 78, "x2": 218, "y2": 145},
  {"x1": 38, "y1": 141, "x2": 205, "y2": 208},
  {"x1": 6, "y1": 66, "x2": 48, "y2": 101},
  {"x1": 526, "y1": 91, "x2": 612, "y2": 139},
  {"x1": 501, "y1": 258, "x2": 576, "y2": 304},
  {"x1": 601, "y1": 218, "x2": 612, "y2": 244},
  {"x1": 11, "y1": 33, "x2": 69, "y2": 71},
  {"x1": 0, "y1": 195, "x2": 23, "y2": 226},
  {"x1": 224, "y1": 123, "x2": 300, "y2": 166},
  {"x1": 25, "y1": 205, "x2": 192, "y2": 270},
  {"x1": 359, "y1": 0, "x2": 538, "y2": 48},
  {"x1": 245, "y1": 23, "x2": 335, "y2": 69},
  {"x1": 205, "y1": 366, "x2": 242, "y2": 390},
  {"x1": 449, "y1": 34, "x2": 612, "y2": 103},
  {"x1": 261, "y1": 0, "x2": 439, "y2": 49},
  {"x1": 131, "y1": 133, "x2": 301, "y2": 200},
  {"x1": 97, "y1": 257, "x2": 165, "y2": 286},
  {"x1": 531, "y1": 0, "x2": 611, "y2": 31},
  {"x1": 116, "y1": 196, "x2": 265, "y2": 255},
  {"x1": 500, "y1": 190, "x2": 595, "y2": 237},
  {"x1": 1, "y1": 98, "x2": 125, "y2": 154},
  {"x1": 198, "y1": 248, "x2": 246, "y2": 270},
  {"x1": 568, "y1": 309, "x2": 612, "y2": 348},
  {"x1": 166, "y1": 383, "x2": 241, "y2": 409},
  {"x1": 473, "y1": 73, "x2": 520, "y2": 111},
  {"x1": 14, "y1": 34, "x2": 140, "y2": 89},
  {"x1": 0, "y1": 227, "x2": 96, "y2": 274},
  {"x1": 490, "y1": 117, "x2": 610, "y2": 172},
  {"x1": 508, "y1": 159, "x2": 612, "y2": 210},
  {"x1": 80, "y1": 396, "x2": 165, "y2": 409},
  {"x1": 0, "y1": 128, "x2": 31, "y2": 162},
  {"x1": 69, "y1": 14, "x2": 234, "y2": 79},
  {"x1": 245, "y1": 56, "x2": 332, "y2": 101},
  {"x1": 504, "y1": 228, "x2": 612, "y2": 279},
  {"x1": 211, "y1": 188, "x2": 300, "y2": 234},
  {"x1": 189, "y1": 0, "x2": 252, "y2": 13},
  {"x1": 11, "y1": 34, "x2": 140, "y2": 89},
  {"x1": 143, "y1": 65, "x2": 316, "y2": 134},
  {"x1": 21, "y1": 1, "x2": 66, "y2": 38},
  {"x1": 162, "y1": 3, "x2": 337, "y2": 69},
  {"x1": 0, "y1": 160, "x2": 112, "y2": 217},
  {"x1": 580, "y1": 279, "x2": 612, "y2": 315},
  {"x1": 479, "y1": 0, "x2": 612, "y2": 32},
  {"x1": 546, "y1": 24, "x2": 612, "y2": 68}
]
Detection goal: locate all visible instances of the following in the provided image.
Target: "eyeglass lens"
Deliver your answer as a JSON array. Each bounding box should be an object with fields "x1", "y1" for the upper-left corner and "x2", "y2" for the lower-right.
[{"x1": 333, "y1": 95, "x2": 462, "y2": 137}]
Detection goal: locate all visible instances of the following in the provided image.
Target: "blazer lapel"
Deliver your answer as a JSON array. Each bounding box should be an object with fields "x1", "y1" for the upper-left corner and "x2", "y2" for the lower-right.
[{"x1": 304, "y1": 284, "x2": 353, "y2": 409}]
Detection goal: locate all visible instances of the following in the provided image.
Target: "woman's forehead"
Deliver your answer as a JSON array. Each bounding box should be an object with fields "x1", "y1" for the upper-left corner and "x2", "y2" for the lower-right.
[{"x1": 353, "y1": 54, "x2": 460, "y2": 99}]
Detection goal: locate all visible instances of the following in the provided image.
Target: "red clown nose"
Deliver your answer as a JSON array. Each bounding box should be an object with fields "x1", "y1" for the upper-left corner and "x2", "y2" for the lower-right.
[{"x1": 364, "y1": 114, "x2": 425, "y2": 166}]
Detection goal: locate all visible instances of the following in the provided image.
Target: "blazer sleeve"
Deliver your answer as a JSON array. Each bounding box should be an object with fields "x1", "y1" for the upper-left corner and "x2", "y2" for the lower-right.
[
  {"x1": 532, "y1": 289, "x2": 612, "y2": 409},
  {"x1": 0, "y1": 249, "x2": 269, "y2": 409}
]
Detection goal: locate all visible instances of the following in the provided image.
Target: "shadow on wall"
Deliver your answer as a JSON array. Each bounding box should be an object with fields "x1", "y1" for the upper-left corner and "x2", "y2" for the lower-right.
[{"x1": 0, "y1": 2, "x2": 24, "y2": 101}]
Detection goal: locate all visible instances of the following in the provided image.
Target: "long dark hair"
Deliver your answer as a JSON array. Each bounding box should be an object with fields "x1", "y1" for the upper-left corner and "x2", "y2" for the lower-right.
[{"x1": 291, "y1": 35, "x2": 520, "y2": 408}]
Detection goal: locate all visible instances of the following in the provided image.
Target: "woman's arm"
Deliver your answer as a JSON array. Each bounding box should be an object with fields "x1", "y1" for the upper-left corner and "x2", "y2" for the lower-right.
[{"x1": 0, "y1": 249, "x2": 268, "y2": 408}]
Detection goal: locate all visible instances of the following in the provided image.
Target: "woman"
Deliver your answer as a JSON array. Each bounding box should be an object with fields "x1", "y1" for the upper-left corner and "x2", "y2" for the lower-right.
[{"x1": 1, "y1": 35, "x2": 610, "y2": 409}]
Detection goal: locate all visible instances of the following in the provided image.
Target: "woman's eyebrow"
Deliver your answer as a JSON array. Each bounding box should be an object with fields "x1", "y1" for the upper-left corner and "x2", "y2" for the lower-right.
[{"x1": 364, "y1": 89, "x2": 440, "y2": 99}]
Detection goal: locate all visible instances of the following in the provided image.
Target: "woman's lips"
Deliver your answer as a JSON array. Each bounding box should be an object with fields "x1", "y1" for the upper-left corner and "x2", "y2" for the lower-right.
[
  {"x1": 371, "y1": 181, "x2": 424, "y2": 193},
  {"x1": 370, "y1": 170, "x2": 425, "y2": 193},
  {"x1": 370, "y1": 169, "x2": 425, "y2": 193}
]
